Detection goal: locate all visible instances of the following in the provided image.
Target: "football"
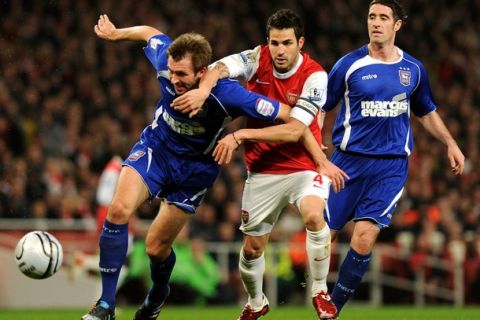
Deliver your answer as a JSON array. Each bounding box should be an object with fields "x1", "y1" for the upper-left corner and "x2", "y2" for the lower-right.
[{"x1": 14, "y1": 231, "x2": 63, "y2": 279}]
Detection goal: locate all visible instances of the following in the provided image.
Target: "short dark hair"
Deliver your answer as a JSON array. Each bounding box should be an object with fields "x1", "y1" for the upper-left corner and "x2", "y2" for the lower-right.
[
  {"x1": 266, "y1": 8, "x2": 304, "y2": 40},
  {"x1": 369, "y1": 0, "x2": 408, "y2": 22},
  {"x1": 167, "y1": 33, "x2": 212, "y2": 73}
]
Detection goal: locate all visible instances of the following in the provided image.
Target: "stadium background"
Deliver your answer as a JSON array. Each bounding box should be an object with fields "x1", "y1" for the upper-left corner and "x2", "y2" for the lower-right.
[{"x1": 0, "y1": 0, "x2": 479, "y2": 312}]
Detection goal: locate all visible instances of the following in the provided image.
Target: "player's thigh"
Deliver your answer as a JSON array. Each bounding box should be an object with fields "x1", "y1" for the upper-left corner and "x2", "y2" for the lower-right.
[
  {"x1": 355, "y1": 180, "x2": 405, "y2": 228},
  {"x1": 146, "y1": 202, "x2": 191, "y2": 258},
  {"x1": 325, "y1": 183, "x2": 362, "y2": 232},
  {"x1": 108, "y1": 166, "x2": 150, "y2": 222},
  {"x1": 241, "y1": 173, "x2": 290, "y2": 236},
  {"x1": 355, "y1": 158, "x2": 408, "y2": 228},
  {"x1": 290, "y1": 171, "x2": 330, "y2": 228},
  {"x1": 166, "y1": 160, "x2": 220, "y2": 213}
]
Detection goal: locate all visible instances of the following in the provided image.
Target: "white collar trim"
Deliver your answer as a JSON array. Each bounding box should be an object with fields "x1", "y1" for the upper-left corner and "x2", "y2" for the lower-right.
[{"x1": 273, "y1": 53, "x2": 303, "y2": 79}]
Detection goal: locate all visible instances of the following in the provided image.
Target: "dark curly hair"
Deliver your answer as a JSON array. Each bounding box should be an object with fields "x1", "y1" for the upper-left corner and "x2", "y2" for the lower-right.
[{"x1": 266, "y1": 8, "x2": 304, "y2": 40}]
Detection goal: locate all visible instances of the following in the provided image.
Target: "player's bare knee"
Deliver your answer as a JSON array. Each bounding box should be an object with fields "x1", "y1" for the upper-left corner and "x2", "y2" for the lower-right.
[
  {"x1": 352, "y1": 230, "x2": 377, "y2": 254},
  {"x1": 107, "y1": 201, "x2": 131, "y2": 223},
  {"x1": 303, "y1": 212, "x2": 326, "y2": 231},
  {"x1": 299, "y1": 196, "x2": 326, "y2": 231},
  {"x1": 242, "y1": 246, "x2": 263, "y2": 260},
  {"x1": 145, "y1": 240, "x2": 170, "y2": 261}
]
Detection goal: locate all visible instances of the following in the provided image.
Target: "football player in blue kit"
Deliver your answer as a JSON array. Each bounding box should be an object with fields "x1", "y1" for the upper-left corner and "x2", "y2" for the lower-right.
[
  {"x1": 320, "y1": 0, "x2": 465, "y2": 317},
  {"x1": 82, "y1": 14, "x2": 318, "y2": 320}
]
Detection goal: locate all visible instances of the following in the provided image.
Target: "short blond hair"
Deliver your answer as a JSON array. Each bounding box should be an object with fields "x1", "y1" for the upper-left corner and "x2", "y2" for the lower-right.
[{"x1": 168, "y1": 33, "x2": 212, "y2": 73}]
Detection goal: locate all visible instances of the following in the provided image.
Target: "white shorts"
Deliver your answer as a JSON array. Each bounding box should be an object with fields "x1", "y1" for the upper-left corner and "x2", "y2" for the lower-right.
[{"x1": 240, "y1": 171, "x2": 331, "y2": 236}]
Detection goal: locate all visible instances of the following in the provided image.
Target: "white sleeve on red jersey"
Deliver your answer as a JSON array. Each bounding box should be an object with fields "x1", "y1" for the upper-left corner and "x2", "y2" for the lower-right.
[
  {"x1": 290, "y1": 71, "x2": 328, "y2": 126},
  {"x1": 217, "y1": 46, "x2": 261, "y2": 81}
]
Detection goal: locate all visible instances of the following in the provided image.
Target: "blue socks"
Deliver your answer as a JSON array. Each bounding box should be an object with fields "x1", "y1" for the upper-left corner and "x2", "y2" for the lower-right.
[
  {"x1": 99, "y1": 220, "x2": 129, "y2": 308},
  {"x1": 332, "y1": 247, "x2": 371, "y2": 313},
  {"x1": 146, "y1": 249, "x2": 176, "y2": 306}
]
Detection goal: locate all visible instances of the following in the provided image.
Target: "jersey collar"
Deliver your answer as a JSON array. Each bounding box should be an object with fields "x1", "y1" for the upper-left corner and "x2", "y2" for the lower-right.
[
  {"x1": 273, "y1": 53, "x2": 303, "y2": 79},
  {"x1": 367, "y1": 46, "x2": 404, "y2": 64}
]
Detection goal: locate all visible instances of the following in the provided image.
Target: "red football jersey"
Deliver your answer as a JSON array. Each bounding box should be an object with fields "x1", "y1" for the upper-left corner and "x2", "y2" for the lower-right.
[{"x1": 244, "y1": 45, "x2": 325, "y2": 174}]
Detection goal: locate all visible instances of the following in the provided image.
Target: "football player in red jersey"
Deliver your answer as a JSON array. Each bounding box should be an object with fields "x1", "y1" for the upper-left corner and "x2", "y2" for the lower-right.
[{"x1": 173, "y1": 9, "x2": 347, "y2": 320}]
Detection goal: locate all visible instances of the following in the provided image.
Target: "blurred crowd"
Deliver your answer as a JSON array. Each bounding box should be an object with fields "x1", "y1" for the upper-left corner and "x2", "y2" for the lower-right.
[{"x1": 0, "y1": 0, "x2": 479, "y2": 304}]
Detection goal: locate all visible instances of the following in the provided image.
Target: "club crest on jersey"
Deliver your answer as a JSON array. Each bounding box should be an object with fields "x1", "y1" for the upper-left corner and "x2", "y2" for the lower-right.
[
  {"x1": 399, "y1": 69, "x2": 411, "y2": 86},
  {"x1": 128, "y1": 150, "x2": 145, "y2": 161},
  {"x1": 241, "y1": 210, "x2": 249, "y2": 224},
  {"x1": 255, "y1": 99, "x2": 275, "y2": 116},
  {"x1": 286, "y1": 90, "x2": 299, "y2": 105}
]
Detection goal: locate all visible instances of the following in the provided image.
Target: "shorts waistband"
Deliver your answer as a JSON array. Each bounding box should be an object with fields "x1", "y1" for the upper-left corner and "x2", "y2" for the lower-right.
[{"x1": 337, "y1": 149, "x2": 408, "y2": 159}]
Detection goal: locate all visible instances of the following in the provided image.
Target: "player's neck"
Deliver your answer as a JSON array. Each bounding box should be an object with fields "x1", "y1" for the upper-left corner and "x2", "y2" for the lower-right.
[{"x1": 368, "y1": 42, "x2": 399, "y2": 62}]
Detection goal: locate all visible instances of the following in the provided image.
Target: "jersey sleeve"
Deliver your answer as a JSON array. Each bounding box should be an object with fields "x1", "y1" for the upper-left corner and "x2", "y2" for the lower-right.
[
  {"x1": 322, "y1": 55, "x2": 349, "y2": 112},
  {"x1": 218, "y1": 46, "x2": 261, "y2": 81},
  {"x1": 142, "y1": 34, "x2": 172, "y2": 72},
  {"x1": 213, "y1": 80, "x2": 280, "y2": 122},
  {"x1": 290, "y1": 71, "x2": 328, "y2": 126},
  {"x1": 410, "y1": 62, "x2": 437, "y2": 117}
]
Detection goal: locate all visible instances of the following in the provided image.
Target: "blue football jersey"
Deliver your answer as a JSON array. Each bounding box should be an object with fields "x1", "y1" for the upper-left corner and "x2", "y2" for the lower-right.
[
  {"x1": 143, "y1": 34, "x2": 280, "y2": 161},
  {"x1": 323, "y1": 45, "x2": 437, "y2": 156}
]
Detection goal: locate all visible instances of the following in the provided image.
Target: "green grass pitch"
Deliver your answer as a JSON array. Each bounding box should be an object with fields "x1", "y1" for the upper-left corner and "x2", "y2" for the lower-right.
[{"x1": 1, "y1": 305, "x2": 479, "y2": 319}]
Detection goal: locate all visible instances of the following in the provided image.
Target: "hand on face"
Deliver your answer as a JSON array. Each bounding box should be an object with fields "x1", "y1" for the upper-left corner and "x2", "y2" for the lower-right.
[{"x1": 171, "y1": 88, "x2": 209, "y2": 118}]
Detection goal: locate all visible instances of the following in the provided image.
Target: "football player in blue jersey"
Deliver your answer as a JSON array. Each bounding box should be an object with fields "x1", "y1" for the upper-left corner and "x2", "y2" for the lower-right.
[
  {"x1": 320, "y1": 1, "x2": 465, "y2": 317},
  {"x1": 83, "y1": 14, "x2": 327, "y2": 320}
]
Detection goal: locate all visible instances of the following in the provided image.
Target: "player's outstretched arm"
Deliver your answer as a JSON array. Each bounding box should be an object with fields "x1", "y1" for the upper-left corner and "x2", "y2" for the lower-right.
[
  {"x1": 94, "y1": 14, "x2": 161, "y2": 42},
  {"x1": 213, "y1": 121, "x2": 306, "y2": 164},
  {"x1": 417, "y1": 110, "x2": 465, "y2": 175},
  {"x1": 172, "y1": 62, "x2": 230, "y2": 117},
  {"x1": 213, "y1": 99, "x2": 320, "y2": 165},
  {"x1": 213, "y1": 104, "x2": 307, "y2": 166}
]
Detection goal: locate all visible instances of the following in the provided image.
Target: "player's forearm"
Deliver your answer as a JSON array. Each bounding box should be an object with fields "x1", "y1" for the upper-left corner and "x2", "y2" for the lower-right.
[
  {"x1": 235, "y1": 120, "x2": 306, "y2": 144},
  {"x1": 111, "y1": 26, "x2": 161, "y2": 42},
  {"x1": 317, "y1": 111, "x2": 326, "y2": 129},
  {"x1": 418, "y1": 111, "x2": 457, "y2": 147},
  {"x1": 300, "y1": 129, "x2": 327, "y2": 166},
  {"x1": 198, "y1": 62, "x2": 229, "y2": 94},
  {"x1": 275, "y1": 103, "x2": 293, "y2": 123}
]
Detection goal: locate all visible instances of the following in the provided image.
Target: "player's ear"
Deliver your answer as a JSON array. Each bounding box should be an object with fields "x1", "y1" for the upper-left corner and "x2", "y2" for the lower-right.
[
  {"x1": 394, "y1": 19, "x2": 402, "y2": 32},
  {"x1": 298, "y1": 36, "x2": 305, "y2": 50},
  {"x1": 196, "y1": 66, "x2": 208, "y2": 78}
]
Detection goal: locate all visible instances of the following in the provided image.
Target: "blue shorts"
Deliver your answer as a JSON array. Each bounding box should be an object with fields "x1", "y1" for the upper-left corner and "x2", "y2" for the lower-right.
[
  {"x1": 325, "y1": 151, "x2": 408, "y2": 230},
  {"x1": 124, "y1": 129, "x2": 219, "y2": 213}
]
